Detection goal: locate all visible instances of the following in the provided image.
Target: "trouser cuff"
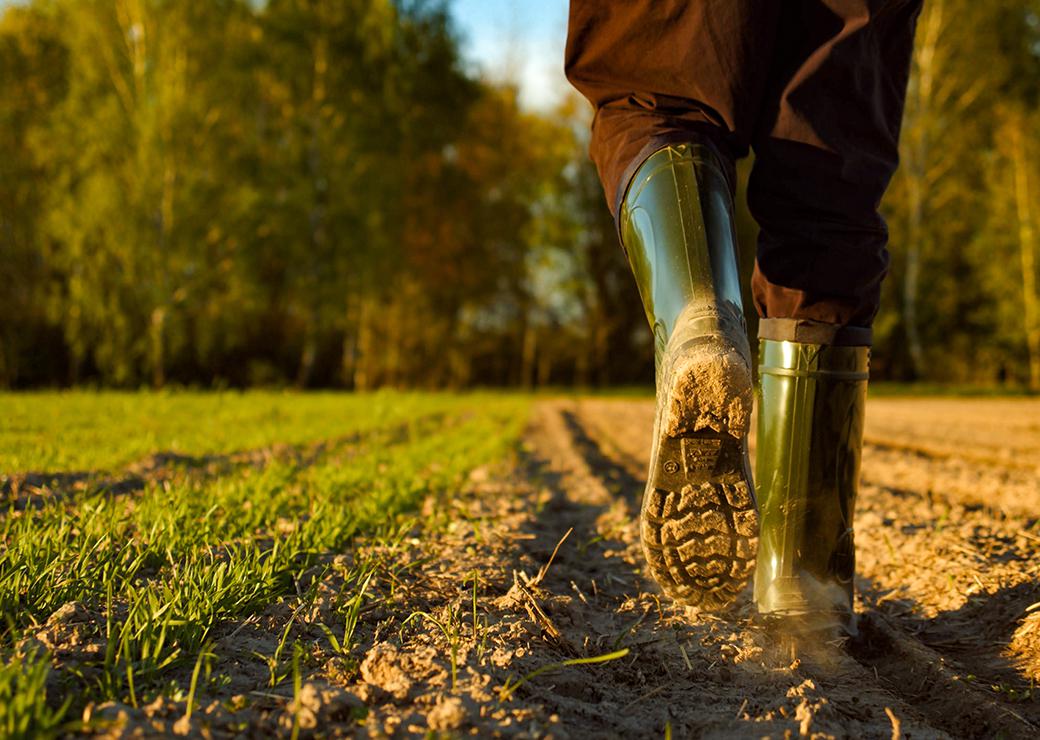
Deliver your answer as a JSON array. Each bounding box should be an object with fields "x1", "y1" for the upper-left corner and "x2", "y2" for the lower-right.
[
  {"x1": 614, "y1": 129, "x2": 737, "y2": 225},
  {"x1": 758, "y1": 318, "x2": 871, "y2": 347}
]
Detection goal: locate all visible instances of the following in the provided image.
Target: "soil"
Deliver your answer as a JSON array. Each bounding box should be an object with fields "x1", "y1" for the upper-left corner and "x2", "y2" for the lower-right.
[{"x1": 34, "y1": 398, "x2": 1040, "y2": 738}]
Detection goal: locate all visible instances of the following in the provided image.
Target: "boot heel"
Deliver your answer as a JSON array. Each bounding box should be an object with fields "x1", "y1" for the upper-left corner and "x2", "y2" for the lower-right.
[{"x1": 663, "y1": 344, "x2": 753, "y2": 439}]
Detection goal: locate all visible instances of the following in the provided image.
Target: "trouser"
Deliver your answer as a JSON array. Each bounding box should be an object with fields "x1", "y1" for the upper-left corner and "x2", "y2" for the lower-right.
[{"x1": 565, "y1": 0, "x2": 922, "y2": 334}]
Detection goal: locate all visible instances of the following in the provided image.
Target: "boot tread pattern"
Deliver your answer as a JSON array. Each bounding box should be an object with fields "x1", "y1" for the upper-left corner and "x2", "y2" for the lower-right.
[{"x1": 642, "y1": 479, "x2": 757, "y2": 610}]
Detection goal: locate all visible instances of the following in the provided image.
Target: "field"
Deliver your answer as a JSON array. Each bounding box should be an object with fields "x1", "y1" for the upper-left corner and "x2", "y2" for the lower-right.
[{"x1": 1, "y1": 392, "x2": 1039, "y2": 738}]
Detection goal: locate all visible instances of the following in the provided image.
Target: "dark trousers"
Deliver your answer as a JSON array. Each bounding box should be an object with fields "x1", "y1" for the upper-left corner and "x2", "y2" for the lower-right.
[{"x1": 565, "y1": 0, "x2": 922, "y2": 332}]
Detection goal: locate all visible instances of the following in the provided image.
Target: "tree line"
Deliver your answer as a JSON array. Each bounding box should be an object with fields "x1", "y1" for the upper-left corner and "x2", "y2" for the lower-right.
[{"x1": 1, "y1": 0, "x2": 1039, "y2": 390}]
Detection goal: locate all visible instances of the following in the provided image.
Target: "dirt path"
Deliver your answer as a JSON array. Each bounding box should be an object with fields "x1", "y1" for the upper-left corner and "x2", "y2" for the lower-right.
[
  {"x1": 563, "y1": 398, "x2": 1040, "y2": 738},
  {"x1": 297, "y1": 398, "x2": 1037, "y2": 738},
  {"x1": 56, "y1": 398, "x2": 1040, "y2": 737}
]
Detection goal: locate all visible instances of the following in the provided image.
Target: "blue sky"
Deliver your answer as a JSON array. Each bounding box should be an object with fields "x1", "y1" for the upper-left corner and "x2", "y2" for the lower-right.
[{"x1": 450, "y1": 0, "x2": 569, "y2": 110}]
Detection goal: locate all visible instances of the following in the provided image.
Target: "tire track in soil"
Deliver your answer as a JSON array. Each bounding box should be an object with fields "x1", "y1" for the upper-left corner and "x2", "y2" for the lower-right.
[{"x1": 571, "y1": 398, "x2": 1040, "y2": 739}]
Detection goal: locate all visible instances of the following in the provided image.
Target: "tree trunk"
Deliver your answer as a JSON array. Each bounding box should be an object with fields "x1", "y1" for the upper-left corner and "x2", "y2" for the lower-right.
[
  {"x1": 384, "y1": 295, "x2": 401, "y2": 388},
  {"x1": 149, "y1": 306, "x2": 167, "y2": 388},
  {"x1": 341, "y1": 294, "x2": 359, "y2": 388},
  {"x1": 904, "y1": 173, "x2": 926, "y2": 379},
  {"x1": 0, "y1": 337, "x2": 10, "y2": 388},
  {"x1": 575, "y1": 332, "x2": 590, "y2": 389},
  {"x1": 1011, "y1": 115, "x2": 1040, "y2": 391},
  {"x1": 901, "y1": 0, "x2": 944, "y2": 380},
  {"x1": 594, "y1": 318, "x2": 611, "y2": 387},
  {"x1": 295, "y1": 311, "x2": 317, "y2": 388},
  {"x1": 354, "y1": 297, "x2": 373, "y2": 391},
  {"x1": 520, "y1": 322, "x2": 536, "y2": 389},
  {"x1": 537, "y1": 351, "x2": 553, "y2": 388},
  {"x1": 451, "y1": 348, "x2": 471, "y2": 389},
  {"x1": 296, "y1": 33, "x2": 329, "y2": 391}
]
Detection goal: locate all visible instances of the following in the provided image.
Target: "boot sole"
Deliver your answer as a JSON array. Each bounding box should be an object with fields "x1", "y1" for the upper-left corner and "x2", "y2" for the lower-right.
[{"x1": 641, "y1": 343, "x2": 758, "y2": 611}]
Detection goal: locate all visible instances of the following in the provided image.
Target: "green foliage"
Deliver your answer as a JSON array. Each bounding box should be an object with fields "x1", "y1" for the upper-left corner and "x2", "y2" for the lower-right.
[
  {"x1": 878, "y1": 0, "x2": 1040, "y2": 386},
  {"x1": 0, "y1": 648, "x2": 70, "y2": 738},
  {"x1": 0, "y1": 0, "x2": 641, "y2": 389}
]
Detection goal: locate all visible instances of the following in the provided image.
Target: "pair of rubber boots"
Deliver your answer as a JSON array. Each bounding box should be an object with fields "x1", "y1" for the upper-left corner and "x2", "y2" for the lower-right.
[{"x1": 621, "y1": 142, "x2": 868, "y2": 633}]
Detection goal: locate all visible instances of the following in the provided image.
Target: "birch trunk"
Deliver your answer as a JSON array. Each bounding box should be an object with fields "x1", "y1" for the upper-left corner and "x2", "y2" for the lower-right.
[
  {"x1": 520, "y1": 322, "x2": 536, "y2": 389},
  {"x1": 901, "y1": 0, "x2": 944, "y2": 379}
]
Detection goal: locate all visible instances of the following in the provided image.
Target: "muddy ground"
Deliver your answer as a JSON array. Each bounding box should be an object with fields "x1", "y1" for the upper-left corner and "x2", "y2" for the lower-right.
[{"x1": 38, "y1": 397, "x2": 1040, "y2": 738}]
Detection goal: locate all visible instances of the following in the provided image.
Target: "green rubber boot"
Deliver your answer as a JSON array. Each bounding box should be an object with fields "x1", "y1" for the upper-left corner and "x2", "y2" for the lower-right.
[
  {"x1": 753, "y1": 334, "x2": 869, "y2": 633},
  {"x1": 619, "y1": 141, "x2": 757, "y2": 611}
]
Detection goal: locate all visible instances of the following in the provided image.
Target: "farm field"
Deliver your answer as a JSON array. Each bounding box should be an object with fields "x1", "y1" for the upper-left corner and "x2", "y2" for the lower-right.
[{"x1": 2, "y1": 392, "x2": 1039, "y2": 737}]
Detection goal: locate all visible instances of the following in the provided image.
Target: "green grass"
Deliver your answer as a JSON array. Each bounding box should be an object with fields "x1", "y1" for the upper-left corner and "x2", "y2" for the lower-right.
[
  {"x1": 0, "y1": 391, "x2": 529, "y2": 735},
  {"x1": 0, "y1": 390, "x2": 479, "y2": 473}
]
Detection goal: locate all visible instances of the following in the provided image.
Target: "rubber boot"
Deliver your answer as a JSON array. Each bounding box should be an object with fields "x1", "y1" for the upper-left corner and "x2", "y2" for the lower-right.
[
  {"x1": 619, "y1": 141, "x2": 758, "y2": 610},
  {"x1": 753, "y1": 335, "x2": 869, "y2": 633}
]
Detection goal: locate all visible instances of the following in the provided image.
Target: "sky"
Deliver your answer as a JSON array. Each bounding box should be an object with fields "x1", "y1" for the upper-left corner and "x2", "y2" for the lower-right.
[{"x1": 450, "y1": 0, "x2": 570, "y2": 111}]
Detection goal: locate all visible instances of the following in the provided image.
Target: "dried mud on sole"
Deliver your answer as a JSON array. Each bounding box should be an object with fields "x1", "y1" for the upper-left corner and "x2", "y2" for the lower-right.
[{"x1": 42, "y1": 399, "x2": 1040, "y2": 738}]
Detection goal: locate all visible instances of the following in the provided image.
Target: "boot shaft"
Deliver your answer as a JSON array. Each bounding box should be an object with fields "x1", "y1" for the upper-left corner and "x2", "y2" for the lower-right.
[
  {"x1": 619, "y1": 142, "x2": 745, "y2": 366},
  {"x1": 754, "y1": 339, "x2": 869, "y2": 624}
]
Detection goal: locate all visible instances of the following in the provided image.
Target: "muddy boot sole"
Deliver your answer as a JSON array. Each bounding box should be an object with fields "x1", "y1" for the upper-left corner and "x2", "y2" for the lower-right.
[{"x1": 640, "y1": 341, "x2": 757, "y2": 611}]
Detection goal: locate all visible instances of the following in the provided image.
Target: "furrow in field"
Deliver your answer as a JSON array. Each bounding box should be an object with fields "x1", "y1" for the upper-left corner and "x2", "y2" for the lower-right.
[
  {"x1": 855, "y1": 476, "x2": 1040, "y2": 727},
  {"x1": 205, "y1": 399, "x2": 944, "y2": 738},
  {"x1": 863, "y1": 398, "x2": 1040, "y2": 469},
  {"x1": 7, "y1": 400, "x2": 528, "y2": 736},
  {"x1": 850, "y1": 611, "x2": 1039, "y2": 738},
  {"x1": 859, "y1": 442, "x2": 1040, "y2": 518},
  {"x1": 16, "y1": 396, "x2": 1035, "y2": 737},
  {"x1": 573, "y1": 397, "x2": 1040, "y2": 518},
  {"x1": 848, "y1": 403, "x2": 1040, "y2": 724}
]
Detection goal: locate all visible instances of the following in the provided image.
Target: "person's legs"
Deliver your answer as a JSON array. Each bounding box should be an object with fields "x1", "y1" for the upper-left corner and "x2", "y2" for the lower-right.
[
  {"x1": 748, "y1": 0, "x2": 922, "y2": 632},
  {"x1": 567, "y1": 0, "x2": 920, "y2": 326},
  {"x1": 749, "y1": 0, "x2": 923, "y2": 332},
  {"x1": 565, "y1": 0, "x2": 921, "y2": 624},
  {"x1": 565, "y1": 2, "x2": 777, "y2": 609}
]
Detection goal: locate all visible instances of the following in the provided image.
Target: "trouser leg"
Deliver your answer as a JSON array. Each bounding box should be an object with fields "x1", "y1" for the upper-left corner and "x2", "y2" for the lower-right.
[
  {"x1": 566, "y1": 2, "x2": 771, "y2": 611},
  {"x1": 746, "y1": 1, "x2": 921, "y2": 631},
  {"x1": 566, "y1": 0, "x2": 921, "y2": 330},
  {"x1": 749, "y1": 0, "x2": 923, "y2": 331},
  {"x1": 564, "y1": 0, "x2": 779, "y2": 216}
]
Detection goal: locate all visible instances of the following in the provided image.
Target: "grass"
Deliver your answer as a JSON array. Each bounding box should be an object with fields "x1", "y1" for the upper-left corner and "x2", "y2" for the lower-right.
[
  {"x1": 496, "y1": 647, "x2": 631, "y2": 703},
  {"x1": 0, "y1": 391, "x2": 529, "y2": 735},
  {"x1": 0, "y1": 390, "x2": 475, "y2": 473}
]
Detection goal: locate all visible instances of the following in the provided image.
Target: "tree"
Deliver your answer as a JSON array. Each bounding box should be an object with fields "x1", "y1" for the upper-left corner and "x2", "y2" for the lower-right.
[{"x1": 0, "y1": 4, "x2": 68, "y2": 386}]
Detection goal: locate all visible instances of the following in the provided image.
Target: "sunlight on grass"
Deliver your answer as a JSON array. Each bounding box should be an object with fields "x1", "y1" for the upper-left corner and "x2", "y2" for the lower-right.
[{"x1": 0, "y1": 391, "x2": 529, "y2": 734}]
